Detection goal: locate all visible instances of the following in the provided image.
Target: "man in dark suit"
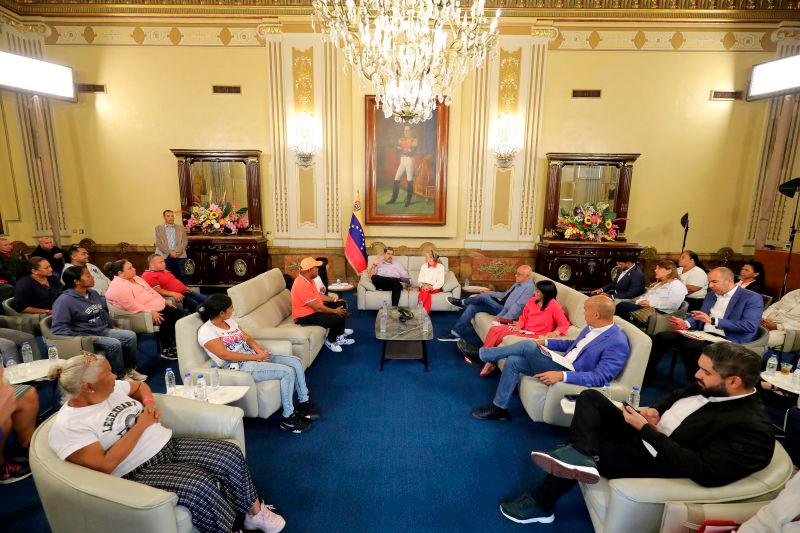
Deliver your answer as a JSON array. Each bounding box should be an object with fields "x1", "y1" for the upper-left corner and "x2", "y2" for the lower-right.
[
  {"x1": 498, "y1": 342, "x2": 774, "y2": 525},
  {"x1": 648, "y1": 267, "x2": 763, "y2": 382},
  {"x1": 470, "y1": 296, "x2": 629, "y2": 421},
  {"x1": 592, "y1": 253, "x2": 645, "y2": 300}
]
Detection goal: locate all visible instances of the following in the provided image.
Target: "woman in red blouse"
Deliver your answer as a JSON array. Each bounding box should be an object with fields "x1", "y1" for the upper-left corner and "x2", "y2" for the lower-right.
[{"x1": 478, "y1": 280, "x2": 570, "y2": 377}]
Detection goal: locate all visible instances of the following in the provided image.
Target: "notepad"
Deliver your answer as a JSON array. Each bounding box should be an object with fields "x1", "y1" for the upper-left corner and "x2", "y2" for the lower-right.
[
  {"x1": 539, "y1": 345, "x2": 575, "y2": 371},
  {"x1": 678, "y1": 330, "x2": 728, "y2": 343}
]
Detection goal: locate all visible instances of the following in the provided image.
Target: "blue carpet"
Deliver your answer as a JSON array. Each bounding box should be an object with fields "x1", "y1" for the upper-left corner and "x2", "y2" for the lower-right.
[{"x1": 3, "y1": 293, "x2": 679, "y2": 532}]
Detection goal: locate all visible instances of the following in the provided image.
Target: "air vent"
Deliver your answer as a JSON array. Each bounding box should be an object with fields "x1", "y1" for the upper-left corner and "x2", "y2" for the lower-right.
[
  {"x1": 710, "y1": 90, "x2": 742, "y2": 101},
  {"x1": 75, "y1": 84, "x2": 105, "y2": 93},
  {"x1": 212, "y1": 85, "x2": 242, "y2": 94},
  {"x1": 572, "y1": 89, "x2": 601, "y2": 99}
]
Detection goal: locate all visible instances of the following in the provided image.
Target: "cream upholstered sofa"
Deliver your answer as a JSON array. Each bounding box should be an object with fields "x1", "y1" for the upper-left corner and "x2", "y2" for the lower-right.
[
  {"x1": 29, "y1": 394, "x2": 246, "y2": 533},
  {"x1": 357, "y1": 254, "x2": 461, "y2": 310},
  {"x1": 659, "y1": 497, "x2": 799, "y2": 532},
  {"x1": 579, "y1": 442, "x2": 794, "y2": 533},
  {"x1": 472, "y1": 273, "x2": 652, "y2": 427},
  {"x1": 227, "y1": 268, "x2": 325, "y2": 369},
  {"x1": 175, "y1": 313, "x2": 294, "y2": 419}
]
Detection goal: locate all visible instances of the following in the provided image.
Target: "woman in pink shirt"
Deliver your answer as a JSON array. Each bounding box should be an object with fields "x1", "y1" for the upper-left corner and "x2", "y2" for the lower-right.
[
  {"x1": 105, "y1": 259, "x2": 182, "y2": 358},
  {"x1": 477, "y1": 280, "x2": 570, "y2": 377}
]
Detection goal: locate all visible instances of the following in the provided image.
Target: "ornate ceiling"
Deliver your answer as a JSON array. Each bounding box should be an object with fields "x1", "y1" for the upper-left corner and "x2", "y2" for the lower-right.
[{"x1": 0, "y1": 0, "x2": 798, "y2": 20}]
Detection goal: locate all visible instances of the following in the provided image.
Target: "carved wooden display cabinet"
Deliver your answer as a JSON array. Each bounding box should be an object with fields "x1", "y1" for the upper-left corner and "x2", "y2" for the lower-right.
[
  {"x1": 536, "y1": 153, "x2": 642, "y2": 292},
  {"x1": 172, "y1": 149, "x2": 269, "y2": 287}
]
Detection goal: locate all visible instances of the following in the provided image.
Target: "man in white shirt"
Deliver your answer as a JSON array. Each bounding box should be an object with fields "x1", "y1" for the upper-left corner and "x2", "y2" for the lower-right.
[
  {"x1": 498, "y1": 342, "x2": 774, "y2": 526},
  {"x1": 761, "y1": 288, "x2": 800, "y2": 348},
  {"x1": 61, "y1": 245, "x2": 111, "y2": 295},
  {"x1": 648, "y1": 267, "x2": 763, "y2": 383}
]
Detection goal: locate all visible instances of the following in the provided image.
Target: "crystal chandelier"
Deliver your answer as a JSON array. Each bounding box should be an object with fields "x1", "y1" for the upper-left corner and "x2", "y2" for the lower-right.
[{"x1": 312, "y1": 0, "x2": 500, "y2": 124}]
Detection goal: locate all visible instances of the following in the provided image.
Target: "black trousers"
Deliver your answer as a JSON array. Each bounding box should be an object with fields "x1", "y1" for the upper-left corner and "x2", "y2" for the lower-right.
[
  {"x1": 614, "y1": 301, "x2": 643, "y2": 323},
  {"x1": 294, "y1": 301, "x2": 347, "y2": 342},
  {"x1": 371, "y1": 275, "x2": 404, "y2": 306},
  {"x1": 649, "y1": 331, "x2": 711, "y2": 382},
  {"x1": 533, "y1": 390, "x2": 680, "y2": 513},
  {"x1": 156, "y1": 305, "x2": 183, "y2": 347}
]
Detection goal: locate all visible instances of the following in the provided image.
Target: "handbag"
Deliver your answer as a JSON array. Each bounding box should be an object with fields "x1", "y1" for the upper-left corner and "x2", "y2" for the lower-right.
[{"x1": 630, "y1": 306, "x2": 657, "y2": 324}]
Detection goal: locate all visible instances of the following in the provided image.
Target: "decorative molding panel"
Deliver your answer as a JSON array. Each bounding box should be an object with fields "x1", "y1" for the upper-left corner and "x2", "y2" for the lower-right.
[
  {"x1": 44, "y1": 23, "x2": 264, "y2": 46},
  {"x1": 550, "y1": 27, "x2": 775, "y2": 51},
  {"x1": 498, "y1": 48, "x2": 522, "y2": 114},
  {"x1": 292, "y1": 46, "x2": 314, "y2": 113}
]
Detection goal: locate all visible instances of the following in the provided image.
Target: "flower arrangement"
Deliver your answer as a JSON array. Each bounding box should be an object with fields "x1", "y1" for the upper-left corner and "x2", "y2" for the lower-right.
[
  {"x1": 556, "y1": 203, "x2": 620, "y2": 242},
  {"x1": 186, "y1": 199, "x2": 249, "y2": 234}
]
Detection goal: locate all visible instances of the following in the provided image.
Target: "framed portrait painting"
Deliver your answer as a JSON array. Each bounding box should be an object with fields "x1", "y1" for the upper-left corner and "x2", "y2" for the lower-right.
[{"x1": 365, "y1": 95, "x2": 448, "y2": 225}]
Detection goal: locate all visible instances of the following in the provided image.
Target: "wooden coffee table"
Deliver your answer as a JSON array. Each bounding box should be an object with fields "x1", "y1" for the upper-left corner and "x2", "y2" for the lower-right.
[{"x1": 375, "y1": 307, "x2": 433, "y2": 371}]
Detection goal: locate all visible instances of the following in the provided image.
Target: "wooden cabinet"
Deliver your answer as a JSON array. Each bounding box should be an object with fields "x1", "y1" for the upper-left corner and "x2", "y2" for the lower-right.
[
  {"x1": 535, "y1": 240, "x2": 643, "y2": 293},
  {"x1": 185, "y1": 235, "x2": 269, "y2": 287}
]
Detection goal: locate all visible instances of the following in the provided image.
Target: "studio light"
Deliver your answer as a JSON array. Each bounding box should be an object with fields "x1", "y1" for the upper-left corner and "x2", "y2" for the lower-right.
[
  {"x1": 0, "y1": 50, "x2": 74, "y2": 100},
  {"x1": 746, "y1": 53, "x2": 800, "y2": 102}
]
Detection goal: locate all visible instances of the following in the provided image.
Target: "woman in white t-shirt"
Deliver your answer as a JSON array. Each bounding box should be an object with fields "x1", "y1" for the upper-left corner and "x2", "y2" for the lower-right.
[
  {"x1": 197, "y1": 293, "x2": 318, "y2": 434},
  {"x1": 47, "y1": 353, "x2": 285, "y2": 533},
  {"x1": 677, "y1": 250, "x2": 708, "y2": 311},
  {"x1": 416, "y1": 250, "x2": 446, "y2": 313}
]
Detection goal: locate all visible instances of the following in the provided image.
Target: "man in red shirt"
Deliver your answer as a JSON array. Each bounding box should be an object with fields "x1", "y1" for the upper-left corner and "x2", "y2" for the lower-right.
[
  {"x1": 141, "y1": 254, "x2": 208, "y2": 313},
  {"x1": 291, "y1": 257, "x2": 353, "y2": 353}
]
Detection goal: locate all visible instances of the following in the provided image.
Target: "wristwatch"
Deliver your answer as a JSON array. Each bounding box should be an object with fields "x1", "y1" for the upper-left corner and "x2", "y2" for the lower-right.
[{"x1": 710, "y1": 317, "x2": 717, "y2": 326}]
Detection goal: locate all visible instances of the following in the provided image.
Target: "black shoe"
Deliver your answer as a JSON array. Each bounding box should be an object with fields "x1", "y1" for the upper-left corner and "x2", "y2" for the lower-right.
[
  {"x1": 280, "y1": 412, "x2": 311, "y2": 433},
  {"x1": 160, "y1": 347, "x2": 178, "y2": 360},
  {"x1": 457, "y1": 339, "x2": 480, "y2": 364},
  {"x1": 295, "y1": 400, "x2": 321, "y2": 421},
  {"x1": 500, "y1": 493, "x2": 554, "y2": 524},
  {"x1": 437, "y1": 332, "x2": 460, "y2": 342},
  {"x1": 471, "y1": 404, "x2": 511, "y2": 421},
  {"x1": 447, "y1": 296, "x2": 464, "y2": 308},
  {"x1": 0, "y1": 460, "x2": 31, "y2": 484},
  {"x1": 530, "y1": 445, "x2": 600, "y2": 484}
]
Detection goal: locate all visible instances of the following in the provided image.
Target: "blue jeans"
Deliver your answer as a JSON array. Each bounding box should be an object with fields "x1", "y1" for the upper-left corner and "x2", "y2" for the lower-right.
[
  {"x1": 94, "y1": 328, "x2": 138, "y2": 377},
  {"x1": 452, "y1": 294, "x2": 505, "y2": 346},
  {"x1": 239, "y1": 354, "x2": 309, "y2": 417},
  {"x1": 165, "y1": 257, "x2": 190, "y2": 286},
  {"x1": 479, "y1": 341, "x2": 567, "y2": 409}
]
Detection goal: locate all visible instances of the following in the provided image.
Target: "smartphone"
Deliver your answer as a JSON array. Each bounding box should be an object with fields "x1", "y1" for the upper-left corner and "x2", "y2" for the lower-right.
[{"x1": 622, "y1": 401, "x2": 640, "y2": 414}]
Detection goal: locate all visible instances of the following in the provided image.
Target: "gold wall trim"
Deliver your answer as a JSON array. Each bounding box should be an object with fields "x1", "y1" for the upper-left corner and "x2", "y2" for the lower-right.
[
  {"x1": 498, "y1": 48, "x2": 522, "y2": 114},
  {"x1": 43, "y1": 22, "x2": 265, "y2": 46},
  {"x1": 297, "y1": 165, "x2": 316, "y2": 227},
  {"x1": 550, "y1": 26, "x2": 776, "y2": 50},
  {"x1": 291, "y1": 46, "x2": 313, "y2": 113},
  {"x1": 492, "y1": 167, "x2": 513, "y2": 230}
]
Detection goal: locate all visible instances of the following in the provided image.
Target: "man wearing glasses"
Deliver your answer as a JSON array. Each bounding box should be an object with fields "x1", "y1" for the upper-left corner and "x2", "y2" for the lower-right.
[
  {"x1": 368, "y1": 247, "x2": 411, "y2": 307},
  {"x1": 439, "y1": 265, "x2": 535, "y2": 348}
]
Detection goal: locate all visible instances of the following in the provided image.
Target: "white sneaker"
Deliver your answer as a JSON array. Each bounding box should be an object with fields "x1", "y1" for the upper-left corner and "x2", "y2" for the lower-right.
[
  {"x1": 343, "y1": 328, "x2": 354, "y2": 336},
  {"x1": 125, "y1": 369, "x2": 148, "y2": 382},
  {"x1": 243, "y1": 504, "x2": 286, "y2": 533},
  {"x1": 336, "y1": 335, "x2": 355, "y2": 345},
  {"x1": 325, "y1": 340, "x2": 342, "y2": 352}
]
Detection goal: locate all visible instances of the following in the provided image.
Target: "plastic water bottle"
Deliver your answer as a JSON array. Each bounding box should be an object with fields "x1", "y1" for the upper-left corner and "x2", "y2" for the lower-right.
[
  {"x1": 195, "y1": 374, "x2": 208, "y2": 402},
  {"x1": 47, "y1": 345, "x2": 59, "y2": 362},
  {"x1": 423, "y1": 315, "x2": 430, "y2": 335},
  {"x1": 382, "y1": 300, "x2": 389, "y2": 314},
  {"x1": 165, "y1": 368, "x2": 176, "y2": 396},
  {"x1": 601, "y1": 383, "x2": 611, "y2": 399},
  {"x1": 793, "y1": 368, "x2": 800, "y2": 385},
  {"x1": 209, "y1": 364, "x2": 220, "y2": 391},
  {"x1": 21, "y1": 343, "x2": 33, "y2": 365},
  {"x1": 3, "y1": 357, "x2": 16, "y2": 381},
  {"x1": 628, "y1": 386, "x2": 640, "y2": 409},
  {"x1": 417, "y1": 300, "x2": 423, "y2": 314},
  {"x1": 380, "y1": 311, "x2": 387, "y2": 334},
  {"x1": 183, "y1": 372, "x2": 194, "y2": 398},
  {"x1": 464, "y1": 277, "x2": 470, "y2": 288},
  {"x1": 766, "y1": 354, "x2": 779, "y2": 375}
]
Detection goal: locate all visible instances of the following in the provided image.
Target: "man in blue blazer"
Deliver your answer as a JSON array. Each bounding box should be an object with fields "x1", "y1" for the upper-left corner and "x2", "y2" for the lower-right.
[
  {"x1": 471, "y1": 295, "x2": 630, "y2": 421},
  {"x1": 649, "y1": 267, "x2": 763, "y2": 382},
  {"x1": 592, "y1": 254, "x2": 646, "y2": 300},
  {"x1": 439, "y1": 265, "x2": 535, "y2": 347}
]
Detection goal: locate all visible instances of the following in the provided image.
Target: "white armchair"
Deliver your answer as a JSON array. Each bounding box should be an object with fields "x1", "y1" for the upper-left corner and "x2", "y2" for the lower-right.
[
  {"x1": 357, "y1": 255, "x2": 461, "y2": 311},
  {"x1": 29, "y1": 394, "x2": 246, "y2": 533}
]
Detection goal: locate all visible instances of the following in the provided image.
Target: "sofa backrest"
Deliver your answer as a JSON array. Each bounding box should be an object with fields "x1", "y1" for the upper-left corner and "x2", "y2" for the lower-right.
[
  {"x1": 175, "y1": 313, "x2": 212, "y2": 376},
  {"x1": 366, "y1": 255, "x2": 450, "y2": 281},
  {"x1": 611, "y1": 316, "x2": 652, "y2": 392},
  {"x1": 227, "y1": 268, "x2": 292, "y2": 331}
]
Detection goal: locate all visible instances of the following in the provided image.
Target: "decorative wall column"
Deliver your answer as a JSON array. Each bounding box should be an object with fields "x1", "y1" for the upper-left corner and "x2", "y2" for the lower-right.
[
  {"x1": 464, "y1": 27, "x2": 558, "y2": 250},
  {"x1": 0, "y1": 16, "x2": 68, "y2": 238},
  {"x1": 745, "y1": 24, "x2": 800, "y2": 250}
]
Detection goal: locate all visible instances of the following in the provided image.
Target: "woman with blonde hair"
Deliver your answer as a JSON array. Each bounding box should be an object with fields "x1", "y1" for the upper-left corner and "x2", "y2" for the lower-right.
[
  {"x1": 416, "y1": 249, "x2": 446, "y2": 313},
  {"x1": 615, "y1": 260, "x2": 687, "y2": 324},
  {"x1": 46, "y1": 353, "x2": 286, "y2": 533}
]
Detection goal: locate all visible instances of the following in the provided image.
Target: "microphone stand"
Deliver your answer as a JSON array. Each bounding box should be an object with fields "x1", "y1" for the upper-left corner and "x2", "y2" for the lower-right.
[
  {"x1": 781, "y1": 193, "x2": 800, "y2": 299},
  {"x1": 681, "y1": 222, "x2": 689, "y2": 253}
]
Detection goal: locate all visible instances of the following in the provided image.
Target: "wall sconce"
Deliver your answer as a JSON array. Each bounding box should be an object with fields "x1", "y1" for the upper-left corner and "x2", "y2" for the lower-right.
[
  {"x1": 288, "y1": 112, "x2": 320, "y2": 167},
  {"x1": 489, "y1": 113, "x2": 523, "y2": 168}
]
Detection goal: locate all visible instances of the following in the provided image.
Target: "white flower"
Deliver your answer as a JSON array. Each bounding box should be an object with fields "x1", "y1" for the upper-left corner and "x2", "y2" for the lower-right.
[{"x1": 213, "y1": 222, "x2": 220, "y2": 229}]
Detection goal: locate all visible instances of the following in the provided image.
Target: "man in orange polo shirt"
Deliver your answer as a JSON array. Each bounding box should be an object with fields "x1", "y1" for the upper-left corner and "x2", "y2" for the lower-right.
[{"x1": 291, "y1": 257, "x2": 354, "y2": 353}]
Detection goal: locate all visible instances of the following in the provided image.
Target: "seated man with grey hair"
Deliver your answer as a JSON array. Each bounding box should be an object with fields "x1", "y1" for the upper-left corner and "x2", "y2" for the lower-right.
[
  {"x1": 141, "y1": 253, "x2": 207, "y2": 313},
  {"x1": 648, "y1": 267, "x2": 763, "y2": 383},
  {"x1": 439, "y1": 264, "x2": 535, "y2": 348},
  {"x1": 471, "y1": 295, "x2": 630, "y2": 421}
]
